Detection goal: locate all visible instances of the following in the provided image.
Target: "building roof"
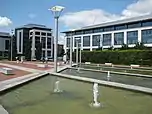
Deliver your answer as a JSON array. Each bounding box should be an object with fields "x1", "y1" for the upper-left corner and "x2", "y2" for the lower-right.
[
  {"x1": 16, "y1": 24, "x2": 52, "y2": 30},
  {"x1": 0, "y1": 32, "x2": 11, "y2": 38},
  {"x1": 62, "y1": 14, "x2": 152, "y2": 33}
]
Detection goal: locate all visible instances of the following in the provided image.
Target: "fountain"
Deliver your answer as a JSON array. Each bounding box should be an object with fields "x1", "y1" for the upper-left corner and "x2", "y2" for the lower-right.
[
  {"x1": 53, "y1": 80, "x2": 62, "y2": 93},
  {"x1": 90, "y1": 83, "x2": 101, "y2": 108},
  {"x1": 107, "y1": 71, "x2": 110, "y2": 81}
]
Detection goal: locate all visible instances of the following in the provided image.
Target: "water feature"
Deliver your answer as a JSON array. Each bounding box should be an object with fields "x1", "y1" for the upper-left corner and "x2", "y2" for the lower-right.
[
  {"x1": 61, "y1": 68, "x2": 152, "y2": 88},
  {"x1": 0, "y1": 74, "x2": 152, "y2": 114},
  {"x1": 79, "y1": 64, "x2": 152, "y2": 75}
]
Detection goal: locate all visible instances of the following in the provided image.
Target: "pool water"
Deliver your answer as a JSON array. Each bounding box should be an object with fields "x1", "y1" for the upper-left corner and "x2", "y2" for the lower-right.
[{"x1": 0, "y1": 75, "x2": 152, "y2": 114}]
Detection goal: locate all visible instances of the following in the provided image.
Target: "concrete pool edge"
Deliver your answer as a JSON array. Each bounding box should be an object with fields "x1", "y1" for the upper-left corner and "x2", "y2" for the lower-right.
[
  {"x1": 70, "y1": 67, "x2": 152, "y2": 78},
  {"x1": 51, "y1": 73, "x2": 152, "y2": 95}
]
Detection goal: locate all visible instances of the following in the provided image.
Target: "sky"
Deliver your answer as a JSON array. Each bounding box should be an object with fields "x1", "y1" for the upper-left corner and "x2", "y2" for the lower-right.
[{"x1": 1, "y1": 0, "x2": 152, "y2": 44}]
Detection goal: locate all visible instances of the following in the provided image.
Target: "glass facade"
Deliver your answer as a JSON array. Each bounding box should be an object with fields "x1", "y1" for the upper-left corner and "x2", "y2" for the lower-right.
[
  {"x1": 142, "y1": 20, "x2": 152, "y2": 27},
  {"x1": 5, "y1": 40, "x2": 9, "y2": 50},
  {"x1": 41, "y1": 37, "x2": 46, "y2": 48},
  {"x1": 83, "y1": 36, "x2": 90, "y2": 47},
  {"x1": 127, "y1": 22, "x2": 141, "y2": 29},
  {"x1": 19, "y1": 32, "x2": 22, "y2": 52},
  {"x1": 74, "y1": 37, "x2": 81, "y2": 47},
  {"x1": 115, "y1": 24, "x2": 127, "y2": 30},
  {"x1": 127, "y1": 31, "x2": 138, "y2": 44},
  {"x1": 47, "y1": 38, "x2": 51, "y2": 49},
  {"x1": 92, "y1": 35, "x2": 100, "y2": 46},
  {"x1": 41, "y1": 32, "x2": 46, "y2": 36},
  {"x1": 103, "y1": 26, "x2": 114, "y2": 32},
  {"x1": 47, "y1": 51, "x2": 51, "y2": 57},
  {"x1": 66, "y1": 38, "x2": 70, "y2": 47},
  {"x1": 114, "y1": 32, "x2": 124, "y2": 45},
  {"x1": 103, "y1": 34, "x2": 111, "y2": 46},
  {"x1": 35, "y1": 32, "x2": 40, "y2": 35},
  {"x1": 142, "y1": 29, "x2": 152, "y2": 43},
  {"x1": 47, "y1": 33, "x2": 52, "y2": 36}
]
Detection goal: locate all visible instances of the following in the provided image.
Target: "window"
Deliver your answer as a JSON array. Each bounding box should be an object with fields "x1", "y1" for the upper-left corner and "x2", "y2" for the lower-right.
[
  {"x1": 47, "y1": 51, "x2": 51, "y2": 56},
  {"x1": 35, "y1": 36, "x2": 40, "y2": 45},
  {"x1": 115, "y1": 24, "x2": 127, "y2": 30},
  {"x1": 127, "y1": 22, "x2": 141, "y2": 29},
  {"x1": 92, "y1": 35, "x2": 100, "y2": 46},
  {"x1": 142, "y1": 29, "x2": 152, "y2": 44},
  {"x1": 41, "y1": 37, "x2": 46, "y2": 48},
  {"x1": 74, "y1": 37, "x2": 81, "y2": 47},
  {"x1": 93, "y1": 28, "x2": 103, "y2": 33},
  {"x1": 84, "y1": 29, "x2": 93, "y2": 34},
  {"x1": 66, "y1": 38, "x2": 70, "y2": 47},
  {"x1": 103, "y1": 34, "x2": 112, "y2": 46},
  {"x1": 103, "y1": 26, "x2": 114, "y2": 32},
  {"x1": 127, "y1": 31, "x2": 138, "y2": 44},
  {"x1": 47, "y1": 38, "x2": 51, "y2": 49},
  {"x1": 142, "y1": 20, "x2": 152, "y2": 27},
  {"x1": 75, "y1": 31, "x2": 82, "y2": 35},
  {"x1": 35, "y1": 32, "x2": 40, "y2": 35},
  {"x1": 29, "y1": 32, "x2": 32, "y2": 35},
  {"x1": 42, "y1": 51, "x2": 45, "y2": 57},
  {"x1": 5, "y1": 40, "x2": 9, "y2": 50},
  {"x1": 47, "y1": 33, "x2": 52, "y2": 36},
  {"x1": 19, "y1": 32, "x2": 22, "y2": 52},
  {"x1": 0, "y1": 51, "x2": 2, "y2": 56},
  {"x1": 41, "y1": 32, "x2": 46, "y2": 36},
  {"x1": 83, "y1": 36, "x2": 90, "y2": 46},
  {"x1": 114, "y1": 32, "x2": 124, "y2": 45}
]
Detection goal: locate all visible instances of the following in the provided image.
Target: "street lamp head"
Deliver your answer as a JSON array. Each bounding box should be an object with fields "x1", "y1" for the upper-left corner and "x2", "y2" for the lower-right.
[{"x1": 49, "y1": 5, "x2": 65, "y2": 18}]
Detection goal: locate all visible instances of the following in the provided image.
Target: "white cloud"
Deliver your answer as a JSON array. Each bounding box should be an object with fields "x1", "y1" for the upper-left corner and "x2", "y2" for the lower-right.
[
  {"x1": 60, "y1": 0, "x2": 152, "y2": 29},
  {"x1": 0, "y1": 16, "x2": 12, "y2": 27},
  {"x1": 122, "y1": 0, "x2": 152, "y2": 17},
  {"x1": 60, "y1": 9, "x2": 120, "y2": 29},
  {"x1": 28, "y1": 13, "x2": 36, "y2": 19}
]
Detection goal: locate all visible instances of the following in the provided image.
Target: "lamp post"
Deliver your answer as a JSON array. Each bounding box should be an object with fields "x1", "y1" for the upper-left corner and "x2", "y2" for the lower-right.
[
  {"x1": 70, "y1": 29, "x2": 75, "y2": 67},
  {"x1": 49, "y1": 5, "x2": 64, "y2": 73},
  {"x1": 10, "y1": 30, "x2": 14, "y2": 61}
]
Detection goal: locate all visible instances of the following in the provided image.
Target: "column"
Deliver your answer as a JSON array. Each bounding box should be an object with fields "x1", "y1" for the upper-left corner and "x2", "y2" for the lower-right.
[
  {"x1": 90, "y1": 35, "x2": 93, "y2": 51},
  {"x1": 138, "y1": 29, "x2": 142, "y2": 43},
  {"x1": 31, "y1": 31, "x2": 35, "y2": 60},
  {"x1": 124, "y1": 31, "x2": 127, "y2": 44},
  {"x1": 111, "y1": 33, "x2": 114, "y2": 47},
  {"x1": 73, "y1": 36, "x2": 75, "y2": 51}
]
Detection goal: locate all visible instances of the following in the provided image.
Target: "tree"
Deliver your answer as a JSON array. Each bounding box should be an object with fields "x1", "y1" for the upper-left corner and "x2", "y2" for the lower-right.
[
  {"x1": 35, "y1": 42, "x2": 42, "y2": 60},
  {"x1": 8, "y1": 35, "x2": 17, "y2": 61},
  {"x1": 24, "y1": 39, "x2": 31, "y2": 60}
]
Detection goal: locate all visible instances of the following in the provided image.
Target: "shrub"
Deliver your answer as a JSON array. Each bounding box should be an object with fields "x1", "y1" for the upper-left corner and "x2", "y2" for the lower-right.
[{"x1": 72, "y1": 50, "x2": 152, "y2": 66}]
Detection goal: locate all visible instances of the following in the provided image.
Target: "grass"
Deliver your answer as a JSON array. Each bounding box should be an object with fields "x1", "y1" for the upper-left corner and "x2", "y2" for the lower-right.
[{"x1": 0, "y1": 75, "x2": 152, "y2": 114}]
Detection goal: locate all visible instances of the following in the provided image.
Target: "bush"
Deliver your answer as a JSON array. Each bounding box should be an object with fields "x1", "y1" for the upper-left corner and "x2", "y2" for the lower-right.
[{"x1": 72, "y1": 50, "x2": 152, "y2": 66}]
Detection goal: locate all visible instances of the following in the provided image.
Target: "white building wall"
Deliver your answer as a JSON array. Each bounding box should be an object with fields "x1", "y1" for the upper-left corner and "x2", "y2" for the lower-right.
[{"x1": 65, "y1": 26, "x2": 152, "y2": 51}]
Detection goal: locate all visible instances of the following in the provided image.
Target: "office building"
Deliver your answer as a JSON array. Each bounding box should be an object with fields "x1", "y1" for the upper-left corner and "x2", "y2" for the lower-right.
[
  {"x1": 15, "y1": 24, "x2": 53, "y2": 60},
  {"x1": 63, "y1": 14, "x2": 152, "y2": 53},
  {"x1": 0, "y1": 32, "x2": 11, "y2": 57}
]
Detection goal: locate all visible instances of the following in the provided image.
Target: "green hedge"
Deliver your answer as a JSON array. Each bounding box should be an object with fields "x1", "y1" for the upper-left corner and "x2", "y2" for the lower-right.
[{"x1": 73, "y1": 50, "x2": 152, "y2": 66}]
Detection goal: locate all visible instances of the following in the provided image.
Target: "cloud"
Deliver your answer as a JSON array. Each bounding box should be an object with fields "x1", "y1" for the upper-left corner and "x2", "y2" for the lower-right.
[
  {"x1": 60, "y1": 9, "x2": 120, "y2": 29},
  {"x1": 28, "y1": 13, "x2": 36, "y2": 19},
  {"x1": 60, "y1": 0, "x2": 152, "y2": 29},
  {"x1": 0, "y1": 16, "x2": 12, "y2": 27},
  {"x1": 122, "y1": 0, "x2": 152, "y2": 17}
]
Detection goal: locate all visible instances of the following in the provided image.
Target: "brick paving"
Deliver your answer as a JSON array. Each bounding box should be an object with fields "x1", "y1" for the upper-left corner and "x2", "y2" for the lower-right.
[
  {"x1": 2, "y1": 61, "x2": 54, "y2": 70},
  {"x1": 0, "y1": 65, "x2": 30, "y2": 81}
]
